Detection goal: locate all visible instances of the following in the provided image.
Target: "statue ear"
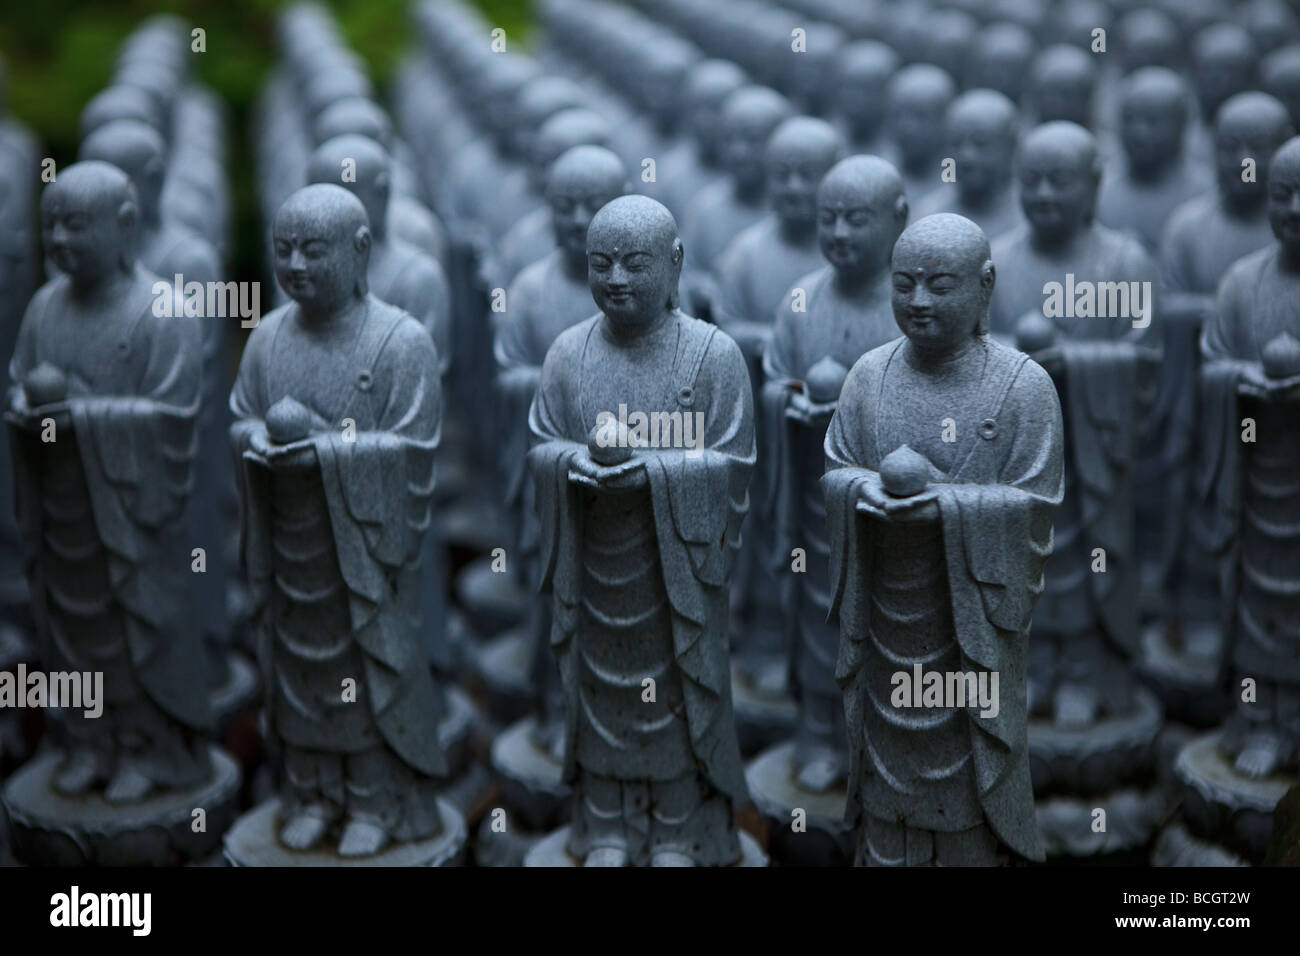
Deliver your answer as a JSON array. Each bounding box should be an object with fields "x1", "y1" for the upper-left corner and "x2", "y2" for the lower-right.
[
  {"x1": 354, "y1": 224, "x2": 371, "y2": 256},
  {"x1": 981, "y1": 259, "x2": 996, "y2": 292},
  {"x1": 895, "y1": 194, "x2": 909, "y2": 225},
  {"x1": 117, "y1": 199, "x2": 137, "y2": 234},
  {"x1": 672, "y1": 238, "x2": 684, "y2": 266},
  {"x1": 375, "y1": 171, "x2": 390, "y2": 201}
]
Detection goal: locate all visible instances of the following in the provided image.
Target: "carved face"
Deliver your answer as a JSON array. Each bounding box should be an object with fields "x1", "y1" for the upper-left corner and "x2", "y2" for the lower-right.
[
  {"x1": 1120, "y1": 96, "x2": 1184, "y2": 170},
  {"x1": 768, "y1": 138, "x2": 838, "y2": 227},
  {"x1": 818, "y1": 177, "x2": 897, "y2": 276},
  {"x1": 1268, "y1": 154, "x2": 1300, "y2": 250},
  {"x1": 1017, "y1": 144, "x2": 1096, "y2": 241},
  {"x1": 891, "y1": 239, "x2": 988, "y2": 355},
  {"x1": 949, "y1": 110, "x2": 1015, "y2": 198},
  {"x1": 1217, "y1": 117, "x2": 1286, "y2": 203},
  {"x1": 587, "y1": 214, "x2": 681, "y2": 330},
  {"x1": 272, "y1": 207, "x2": 362, "y2": 313},
  {"x1": 42, "y1": 184, "x2": 126, "y2": 283},
  {"x1": 889, "y1": 86, "x2": 948, "y2": 162},
  {"x1": 724, "y1": 110, "x2": 779, "y2": 190},
  {"x1": 550, "y1": 180, "x2": 623, "y2": 264}
]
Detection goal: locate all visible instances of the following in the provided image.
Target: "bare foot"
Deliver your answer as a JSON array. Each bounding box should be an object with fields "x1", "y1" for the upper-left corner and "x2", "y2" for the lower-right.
[
  {"x1": 583, "y1": 846, "x2": 627, "y2": 867},
  {"x1": 279, "y1": 806, "x2": 331, "y2": 851},
  {"x1": 1234, "y1": 732, "x2": 1284, "y2": 779},
  {"x1": 651, "y1": 850, "x2": 695, "y2": 867},
  {"x1": 1053, "y1": 683, "x2": 1099, "y2": 730},
  {"x1": 338, "y1": 818, "x2": 389, "y2": 858},
  {"x1": 104, "y1": 766, "x2": 153, "y2": 804},
  {"x1": 53, "y1": 750, "x2": 99, "y2": 797}
]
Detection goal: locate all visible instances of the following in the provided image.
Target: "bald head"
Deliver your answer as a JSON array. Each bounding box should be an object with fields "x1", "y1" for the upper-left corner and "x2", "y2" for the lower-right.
[
  {"x1": 767, "y1": 117, "x2": 845, "y2": 226},
  {"x1": 531, "y1": 108, "x2": 613, "y2": 192},
  {"x1": 1029, "y1": 45, "x2": 1095, "y2": 128},
  {"x1": 587, "y1": 195, "x2": 683, "y2": 328},
  {"x1": 683, "y1": 60, "x2": 747, "y2": 155},
  {"x1": 968, "y1": 22, "x2": 1035, "y2": 102},
  {"x1": 308, "y1": 134, "x2": 390, "y2": 236},
  {"x1": 42, "y1": 161, "x2": 139, "y2": 284},
  {"x1": 1216, "y1": 92, "x2": 1296, "y2": 202},
  {"x1": 891, "y1": 214, "x2": 994, "y2": 349},
  {"x1": 79, "y1": 85, "x2": 163, "y2": 141},
  {"x1": 721, "y1": 86, "x2": 794, "y2": 190},
  {"x1": 1120, "y1": 68, "x2": 1191, "y2": 173},
  {"x1": 947, "y1": 89, "x2": 1020, "y2": 199},
  {"x1": 548, "y1": 145, "x2": 627, "y2": 266},
  {"x1": 1263, "y1": 45, "x2": 1300, "y2": 132},
  {"x1": 272, "y1": 184, "x2": 372, "y2": 316},
  {"x1": 1017, "y1": 122, "x2": 1102, "y2": 241},
  {"x1": 1268, "y1": 135, "x2": 1300, "y2": 250},
  {"x1": 1193, "y1": 23, "x2": 1259, "y2": 120},
  {"x1": 78, "y1": 118, "x2": 168, "y2": 217},
  {"x1": 835, "y1": 41, "x2": 898, "y2": 134},
  {"x1": 313, "y1": 96, "x2": 393, "y2": 148},
  {"x1": 818, "y1": 155, "x2": 907, "y2": 278},
  {"x1": 888, "y1": 64, "x2": 956, "y2": 165}
]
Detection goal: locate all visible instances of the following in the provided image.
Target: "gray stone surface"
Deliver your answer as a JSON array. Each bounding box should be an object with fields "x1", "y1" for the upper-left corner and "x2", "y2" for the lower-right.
[{"x1": 824, "y1": 213, "x2": 1064, "y2": 866}]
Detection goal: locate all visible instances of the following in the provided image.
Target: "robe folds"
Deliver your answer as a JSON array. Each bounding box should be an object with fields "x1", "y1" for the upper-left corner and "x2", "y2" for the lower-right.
[
  {"x1": 527, "y1": 311, "x2": 754, "y2": 808},
  {"x1": 230, "y1": 295, "x2": 446, "y2": 779},
  {"x1": 1197, "y1": 247, "x2": 1300, "y2": 684},
  {"x1": 823, "y1": 336, "x2": 1064, "y2": 862},
  {"x1": 8, "y1": 267, "x2": 211, "y2": 738}
]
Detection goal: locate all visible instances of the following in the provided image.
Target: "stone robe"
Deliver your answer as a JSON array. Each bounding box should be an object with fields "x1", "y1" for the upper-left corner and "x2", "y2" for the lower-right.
[
  {"x1": 528, "y1": 311, "x2": 754, "y2": 865},
  {"x1": 823, "y1": 336, "x2": 1063, "y2": 862},
  {"x1": 230, "y1": 295, "x2": 448, "y2": 838},
  {"x1": 8, "y1": 264, "x2": 212, "y2": 786}
]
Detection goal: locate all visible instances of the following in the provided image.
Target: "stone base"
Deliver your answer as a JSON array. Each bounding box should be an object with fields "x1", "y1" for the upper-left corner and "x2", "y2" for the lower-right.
[
  {"x1": 454, "y1": 555, "x2": 526, "y2": 635},
  {"x1": 472, "y1": 807, "x2": 543, "y2": 867},
  {"x1": 731, "y1": 658, "x2": 796, "y2": 756},
  {"x1": 210, "y1": 651, "x2": 260, "y2": 735},
  {"x1": 523, "y1": 825, "x2": 768, "y2": 867},
  {"x1": 1176, "y1": 731, "x2": 1295, "y2": 864},
  {"x1": 745, "y1": 739, "x2": 850, "y2": 865},
  {"x1": 224, "y1": 796, "x2": 466, "y2": 866},
  {"x1": 466, "y1": 627, "x2": 532, "y2": 722},
  {"x1": 491, "y1": 716, "x2": 569, "y2": 831},
  {"x1": 1151, "y1": 820, "x2": 1248, "y2": 867},
  {"x1": 1137, "y1": 622, "x2": 1228, "y2": 728},
  {"x1": 3, "y1": 745, "x2": 241, "y2": 865},
  {"x1": 1035, "y1": 786, "x2": 1170, "y2": 858},
  {"x1": 1029, "y1": 687, "x2": 1164, "y2": 793}
]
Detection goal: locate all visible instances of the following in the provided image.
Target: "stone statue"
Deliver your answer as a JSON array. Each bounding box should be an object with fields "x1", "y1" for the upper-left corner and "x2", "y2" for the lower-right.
[
  {"x1": 1192, "y1": 24, "x2": 1259, "y2": 135},
  {"x1": 989, "y1": 123, "x2": 1166, "y2": 855},
  {"x1": 228, "y1": 184, "x2": 456, "y2": 860},
  {"x1": 1027, "y1": 45, "x2": 1096, "y2": 130},
  {"x1": 488, "y1": 107, "x2": 613, "y2": 289},
  {"x1": 525, "y1": 195, "x2": 755, "y2": 866},
  {"x1": 679, "y1": 85, "x2": 792, "y2": 322},
  {"x1": 1, "y1": 162, "x2": 239, "y2": 865},
  {"x1": 7, "y1": 161, "x2": 212, "y2": 802},
  {"x1": 824, "y1": 213, "x2": 1064, "y2": 866},
  {"x1": 884, "y1": 64, "x2": 957, "y2": 205},
  {"x1": 1098, "y1": 68, "x2": 1213, "y2": 253},
  {"x1": 496, "y1": 144, "x2": 627, "y2": 755},
  {"x1": 307, "y1": 134, "x2": 451, "y2": 373},
  {"x1": 746, "y1": 156, "x2": 908, "y2": 860},
  {"x1": 914, "y1": 89, "x2": 1023, "y2": 242},
  {"x1": 832, "y1": 41, "x2": 898, "y2": 157},
  {"x1": 657, "y1": 59, "x2": 748, "y2": 221},
  {"x1": 1197, "y1": 136, "x2": 1300, "y2": 780},
  {"x1": 714, "y1": 115, "x2": 843, "y2": 730},
  {"x1": 967, "y1": 22, "x2": 1035, "y2": 106},
  {"x1": 989, "y1": 121, "x2": 1161, "y2": 728},
  {"x1": 1262, "y1": 44, "x2": 1300, "y2": 134}
]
